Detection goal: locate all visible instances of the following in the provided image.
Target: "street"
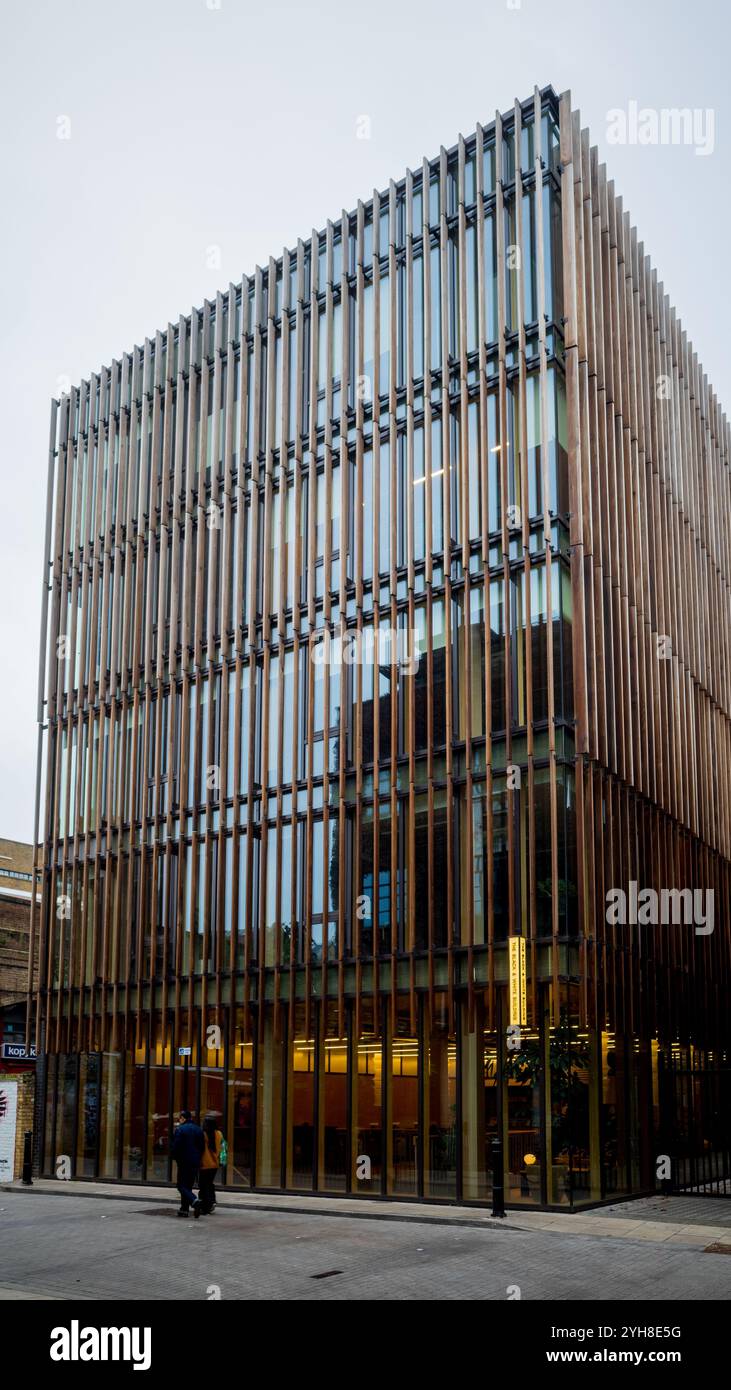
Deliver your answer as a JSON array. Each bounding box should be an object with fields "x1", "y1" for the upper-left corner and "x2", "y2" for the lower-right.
[{"x1": 1, "y1": 1190, "x2": 730, "y2": 1301}]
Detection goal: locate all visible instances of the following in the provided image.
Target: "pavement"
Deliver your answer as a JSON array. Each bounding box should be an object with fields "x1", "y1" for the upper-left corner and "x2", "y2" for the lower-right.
[
  {"x1": 4, "y1": 1178, "x2": 731, "y2": 1247},
  {"x1": 600, "y1": 1193, "x2": 731, "y2": 1229},
  {"x1": 1, "y1": 1181, "x2": 730, "y2": 1300}
]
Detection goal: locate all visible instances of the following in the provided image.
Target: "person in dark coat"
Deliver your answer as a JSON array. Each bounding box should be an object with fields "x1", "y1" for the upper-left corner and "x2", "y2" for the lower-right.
[{"x1": 171, "y1": 1110, "x2": 204, "y2": 1217}]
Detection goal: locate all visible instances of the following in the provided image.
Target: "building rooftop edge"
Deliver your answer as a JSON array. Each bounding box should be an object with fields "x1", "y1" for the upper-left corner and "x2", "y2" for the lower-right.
[{"x1": 51, "y1": 84, "x2": 563, "y2": 405}]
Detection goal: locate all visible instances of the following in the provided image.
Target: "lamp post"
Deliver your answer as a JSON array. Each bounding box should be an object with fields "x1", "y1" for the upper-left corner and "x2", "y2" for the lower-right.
[{"x1": 491, "y1": 1134, "x2": 505, "y2": 1217}]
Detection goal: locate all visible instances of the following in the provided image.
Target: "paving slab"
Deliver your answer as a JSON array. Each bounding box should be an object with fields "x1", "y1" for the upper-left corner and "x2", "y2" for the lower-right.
[
  {"x1": 2, "y1": 1190, "x2": 730, "y2": 1301},
  {"x1": 3, "y1": 1180, "x2": 730, "y2": 1251}
]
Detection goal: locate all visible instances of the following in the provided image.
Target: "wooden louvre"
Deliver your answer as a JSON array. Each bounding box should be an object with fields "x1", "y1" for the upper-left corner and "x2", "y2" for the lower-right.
[{"x1": 29, "y1": 85, "x2": 730, "y2": 1092}]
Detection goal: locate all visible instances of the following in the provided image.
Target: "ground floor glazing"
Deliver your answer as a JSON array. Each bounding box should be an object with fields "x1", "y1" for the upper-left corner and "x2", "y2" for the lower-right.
[{"x1": 38, "y1": 984, "x2": 730, "y2": 1208}]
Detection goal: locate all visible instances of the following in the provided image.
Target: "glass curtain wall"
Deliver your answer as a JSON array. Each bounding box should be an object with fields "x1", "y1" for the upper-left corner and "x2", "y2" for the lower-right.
[
  {"x1": 147, "y1": 1012, "x2": 172, "y2": 1181},
  {"x1": 320, "y1": 1002, "x2": 348, "y2": 1191},
  {"x1": 122, "y1": 1035, "x2": 146, "y2": 1180},
  {"x1": 388, "y1": 1002, "x2": 420, "y2": 1195},
  {"x1": 424, "y1": 993, "x2": 457, "y2": 1198},
  {"x1": 227, "y1": 1012, "x2": 253, "y2": 1187},
  {"x1": 548, "y1": 985, "x2": 601, "y2": 1205},
  {"x1": 353, "y1": 998, "x2": 382, "y2": 1193},
  {"x1": 199, "y1": 1007, "x2": 226, "y2": 1138},
  {"x1": 76, "y1": 1052, "x2": 100, "y2": 1178},
  {"x1": 287, "y1": 1002, "x2": 315, "y2": 1190},
  {"x1": 41, "y1": 988, "x2": 635, "y2": 1209},
  {"x1": 99, "y1": 1051, "x2": 122, "y2": 1179},
  {"x1": 256, "y1": 1004, "x2": 284, "y2": 1188}
]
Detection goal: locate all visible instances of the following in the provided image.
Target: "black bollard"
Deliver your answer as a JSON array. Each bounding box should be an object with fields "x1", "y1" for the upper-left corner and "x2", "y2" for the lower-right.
[
  {"x1": 21, "y1": 1130, "x2": 33, "y2": 1185},
  {"x1": 491, "y1": 1134, "x2": 505, "y2": 1218}
]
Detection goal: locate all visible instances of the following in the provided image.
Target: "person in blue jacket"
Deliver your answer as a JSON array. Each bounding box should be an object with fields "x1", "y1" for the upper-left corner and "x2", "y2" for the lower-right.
[{"x1": 171, "y1": 1110, "x2": 204, "y2": 1217}]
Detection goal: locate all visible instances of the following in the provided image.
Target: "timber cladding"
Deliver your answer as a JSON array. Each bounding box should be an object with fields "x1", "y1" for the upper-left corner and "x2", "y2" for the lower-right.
[{"x1": 30, "y1": 84, "x2": 730, "y2": 1066}]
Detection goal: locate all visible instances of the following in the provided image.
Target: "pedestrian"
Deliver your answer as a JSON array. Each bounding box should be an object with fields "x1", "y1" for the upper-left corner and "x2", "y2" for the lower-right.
[
  {"x1": 171, "y1": 1109, "x2": 204, "y2": 1218},
  {"x1": 198, "y1": 1115, "x2": 225, "y2": 1214}
]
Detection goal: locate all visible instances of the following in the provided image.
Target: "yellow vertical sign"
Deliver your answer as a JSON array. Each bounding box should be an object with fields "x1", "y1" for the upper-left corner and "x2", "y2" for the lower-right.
[{"x1": 508, "y1": 936, "x2": 526, "y2": 1026}]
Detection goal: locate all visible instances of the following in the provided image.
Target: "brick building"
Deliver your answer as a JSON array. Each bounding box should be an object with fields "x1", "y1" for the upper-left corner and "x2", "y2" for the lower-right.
[{"x1": 0, "y1": 839, "x2": 38, "y2": 1178}]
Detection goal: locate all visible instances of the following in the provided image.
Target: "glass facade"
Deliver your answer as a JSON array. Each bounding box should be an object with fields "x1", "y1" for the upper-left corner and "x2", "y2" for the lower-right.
[
  {"x1": 32, "y1": 86, "x2": 731, "y2": 1207},
  {"x1": 42, "y1": 987, "x2": 730, "y2": 1204},
  {"x1": 33, "y1": 993, "x2": 613, "y2": 1203}
]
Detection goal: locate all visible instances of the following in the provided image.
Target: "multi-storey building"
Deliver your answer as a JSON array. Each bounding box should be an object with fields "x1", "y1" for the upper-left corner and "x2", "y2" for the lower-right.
[
  {"x1": 0, "y1": 840, "x2": 37, "y2": 1182},
  {"x1": 0, "y1": 838, "x2": 37, "y2": 1058},
  {"x1": 1, "y1": 839, "x2": 35, "y2": 1001},
  {"x1": 31, "y1": 86, "x2": 730, "y2": 1206}
]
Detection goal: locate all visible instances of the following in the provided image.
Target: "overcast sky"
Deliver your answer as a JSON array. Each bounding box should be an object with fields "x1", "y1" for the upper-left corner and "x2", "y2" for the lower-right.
[{"x1": 1, "y1": 0, "x2": 728, "y2": 842}]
